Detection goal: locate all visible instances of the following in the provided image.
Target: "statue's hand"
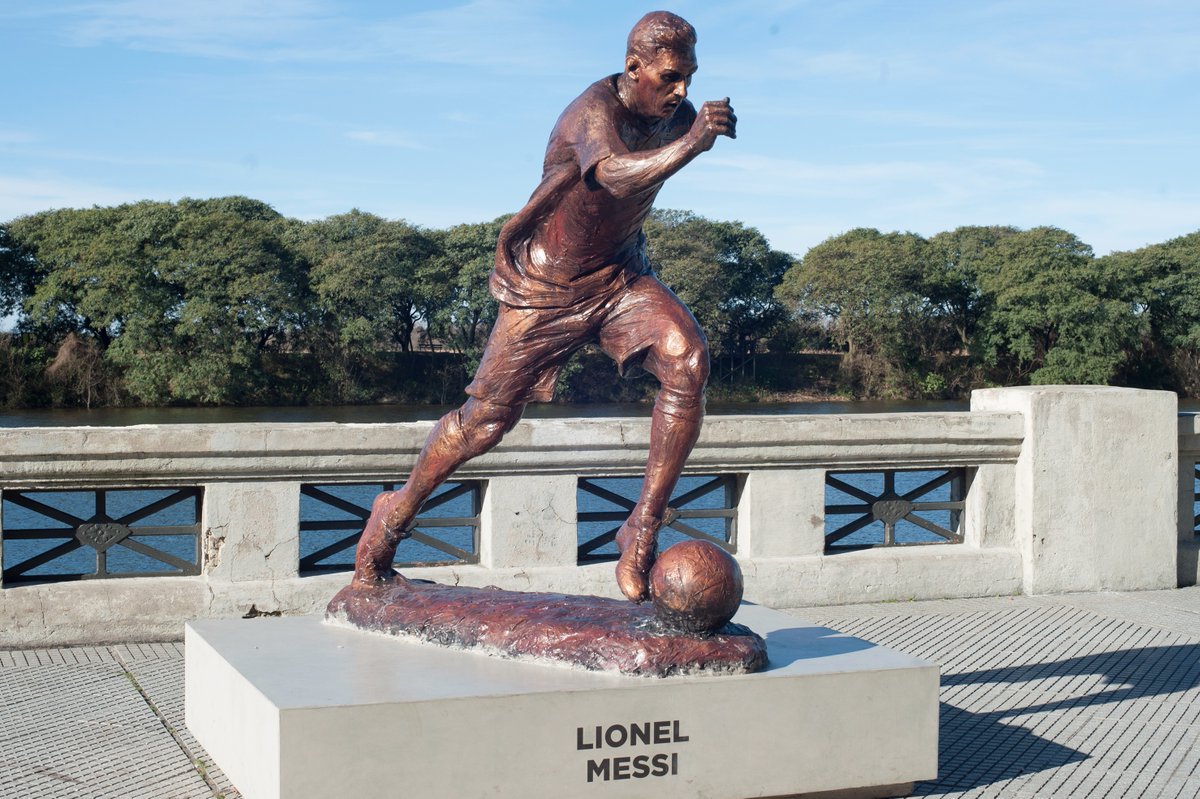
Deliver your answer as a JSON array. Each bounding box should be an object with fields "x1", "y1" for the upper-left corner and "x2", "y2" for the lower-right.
[{"x1": 689, "y1": 98, "x2": 737, "y2": 152}]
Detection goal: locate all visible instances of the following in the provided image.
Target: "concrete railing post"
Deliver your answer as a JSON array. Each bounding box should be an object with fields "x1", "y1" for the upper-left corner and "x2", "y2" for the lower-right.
[
  {"x1": 202, "y1": 481, "x2": 301, "y2": 582},
  {"x1": 480, "y1": 475, "x2": 578, "y2": 569},
  {"x1": 963, "y1": 464, "x2": 1016, "y2": 549},
  {"x1": 971, "y1": 386, "x2": 1178, "y2": 593},
  {"x1": 738, "y1": 469, "x2": 825, "y2": 558}
]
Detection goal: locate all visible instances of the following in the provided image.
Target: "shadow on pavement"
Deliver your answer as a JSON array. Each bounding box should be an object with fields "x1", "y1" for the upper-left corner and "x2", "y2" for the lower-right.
[{"x1": 915, "y1": 643, "x2": 1200, "y2": 794}]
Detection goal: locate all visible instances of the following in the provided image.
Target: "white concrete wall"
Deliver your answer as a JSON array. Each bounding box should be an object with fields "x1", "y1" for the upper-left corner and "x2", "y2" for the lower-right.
[
  {"x1": 972, "y1": 386, "x2": 1178, "y2": 594},
  {"x1": 0, "y1": 386, "x2": 1190, "y2": 646}
]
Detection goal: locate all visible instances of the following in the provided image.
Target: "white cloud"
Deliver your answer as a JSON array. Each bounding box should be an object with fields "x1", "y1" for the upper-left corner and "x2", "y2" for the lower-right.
[
  {"x1": 0, "y1": 130, "x2": 35, "y2": 145},
  {"x1": 0, "y1": 175, "x2": 146, "y2": 221},
  {"x1": 46, "y1": 0, "x2": 584, "y2": 73},
  {"x1": 1023, "y1": 191, "x2": 1200, "y2": 255},
  {"x1": 662, "y1": 151, "x2": 1200, "y2": 258},
  {"x1": 61, "y1": 0, "x2": 345, "y2": 62},
  {"x1": 694, "y1": 153, "x2": 1044, "y2": 203},
  {"x1": 344, "y1": 130, "x2": 425, "y2": 149}
]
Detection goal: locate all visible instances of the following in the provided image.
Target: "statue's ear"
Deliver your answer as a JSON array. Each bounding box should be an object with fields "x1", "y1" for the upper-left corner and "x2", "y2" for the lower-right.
[{"x1": 625, "y1": 54, "x2": 642, "y2": 81}]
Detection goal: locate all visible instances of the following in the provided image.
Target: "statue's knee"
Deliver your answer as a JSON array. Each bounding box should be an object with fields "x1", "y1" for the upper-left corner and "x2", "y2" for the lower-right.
[
  {"x1": 663, "y1": 340, "x2": 709, "y2": 395},
  {"x1": 461, "y1": 401, "x2": 520, "y2": 451},
  {"x1": 689, "y1": 343, "x2": 711, "y2": 389}
]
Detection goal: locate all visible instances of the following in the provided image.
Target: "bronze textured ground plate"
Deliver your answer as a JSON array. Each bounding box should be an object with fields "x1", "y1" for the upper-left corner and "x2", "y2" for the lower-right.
[{"x1": 325, "y1": 579, "x2": 767, "y2": 677}]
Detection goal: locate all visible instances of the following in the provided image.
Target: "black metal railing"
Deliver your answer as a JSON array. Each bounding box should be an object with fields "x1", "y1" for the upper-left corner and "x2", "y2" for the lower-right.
[
  {"x1": 1, "y1": 487, "x2": 202, "y2": 585},
  {"x1": 577, "y1": 474, "x2": 738, "y2": 564},
  {"x1": 825, "y1": 468, "x2": 966, "y2": 551},
  {"x1": 298, "y1": 481, "x2": 481, "y2": 573},
  {"x1": 1192, "y1": 464, "x2": 1199, "y2": 538}
]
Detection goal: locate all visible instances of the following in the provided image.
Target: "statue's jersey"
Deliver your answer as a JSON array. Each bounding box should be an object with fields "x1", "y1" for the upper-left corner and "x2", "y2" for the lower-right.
[{"x1": 489, "y1": 75, "x2": 696, "y2": 309}]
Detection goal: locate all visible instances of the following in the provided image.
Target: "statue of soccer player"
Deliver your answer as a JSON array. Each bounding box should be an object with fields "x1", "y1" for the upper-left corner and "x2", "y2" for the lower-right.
[{"x1": 354, "y1": 10, "x2": 736, "y2": 603}]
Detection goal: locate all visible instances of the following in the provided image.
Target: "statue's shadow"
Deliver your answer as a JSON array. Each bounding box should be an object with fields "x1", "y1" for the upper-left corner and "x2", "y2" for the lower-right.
[
  {"x1": 762, "y1": 625, "x2": 875, "y2": 668},
  {"x1": 916, "y1": 643, "x2": 1200, "y2": 793}
]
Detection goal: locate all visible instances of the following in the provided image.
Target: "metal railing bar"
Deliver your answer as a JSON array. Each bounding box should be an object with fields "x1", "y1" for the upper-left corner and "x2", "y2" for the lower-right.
[
  {"x1": 578, "y1": 479, "x2": 638, "y2": 511},
  {"x1": 298, "y1": 533, "x2": 361, "y2": 567},
  {"x1": 825, "y1": 475, "x2": 878, "y2": 504},
  {"x1": 669, "y1": 476, "x2": 726, "y2": 508},
  {"x1": 826, "y1": 503, "x2": 872, "y2": 515},
  {"x1": 4, "y1": 539, "x2": 84, "y2": 578},
  {"x1": 115, "y1": 489, "x2": 198, "y2": 526},
  {"x1": 121, "y1": 526, "x2": 201, "y2": 537},
  {"x1": 3, "y1": 493, "x2": 88, "y2": 528},
  {"x1": 417, "y1": 482, "x2": 476, "y2": 513},
  {"x1": 910, "y1": 501, "x2": 965, "y2": 512},
  {"x1": 302, "y1": 485, "x2": 369, "y2": 519},
  {"x1": 904, "y1": 513, "x2": 960, "y2": 541},
  {"x1": 675, "y1": 508, "x2": 735, "y2": 519},
  {"x1": 825, "y1": 514, "x2": 877, "y2": 545},
  {"x1": 901, "y1": 471, "x2": 957, "y2": 501},
  {"x1": 1, "y1": 528, "x2": 78, "y2": 539},
  {"x1": 404, "y1": 517, "x2": 477, "y2": 528},
  {"x1": 407, "y1": 532, "x2": 474, "y2": 562},
  {"x1": 119, "y1": 538, "x2": 197, "y2": 573},
  {"x1": 666, "y1": 520, "x2": 730, "y2": 548},
  {"x1": 578, "y1": 527, "x2": 619, "y2": 556}
]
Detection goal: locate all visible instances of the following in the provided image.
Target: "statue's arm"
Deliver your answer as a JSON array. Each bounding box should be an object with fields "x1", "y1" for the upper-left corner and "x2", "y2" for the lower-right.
[{"x1": 593, "y1": 98, "x2": 736, "y2": 199}]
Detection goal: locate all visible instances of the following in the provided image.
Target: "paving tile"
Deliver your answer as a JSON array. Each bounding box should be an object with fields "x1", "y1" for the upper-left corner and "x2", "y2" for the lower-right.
[
  {"x1": 5, "y1": 589, "x2": 1200, "y2": 798},
  {"x1": 0, "y1": 659, "x2": 214, "y2": 798}
]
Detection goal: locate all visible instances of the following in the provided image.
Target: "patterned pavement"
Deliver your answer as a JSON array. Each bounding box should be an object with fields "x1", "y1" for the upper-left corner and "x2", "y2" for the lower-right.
[
  {"x1": 1, "y1": 587, "x2": 1198, "y2": 798},
  {"x1": 800, "y1": 588, "x2": 1200, "y2": 799}
]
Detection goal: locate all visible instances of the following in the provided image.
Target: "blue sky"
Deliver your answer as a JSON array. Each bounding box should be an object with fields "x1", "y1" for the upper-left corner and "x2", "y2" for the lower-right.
[{"x1": 1, "y1": 0, "x2": 1197, "y2": 259}]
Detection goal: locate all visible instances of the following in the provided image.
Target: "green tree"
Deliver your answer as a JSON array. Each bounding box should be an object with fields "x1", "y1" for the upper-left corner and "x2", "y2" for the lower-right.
[
  {"x1": 428, "y1": 217, "x2": 505, "y2": 360},
  {"x1": 924, "y1": 226, "x2": 1020, "y2": 352},
  {"x1": 0, "y1": 224, "x2": 38, "y2": 320},
  {"x1": 645, "y1": 210, "x2": 792, "y2": 359},
  {"x1": 10, "y1": 204, "x2": 162, "y2": 348},
  {"x1": 1101, "y1": 230, "x2": 1200, "y2": 391},
  {"x1": 299, "y1": 210, "x2": 441, "y2": 354},
  {"x1": 971, "y1": 227, "x2": 1136, "y2": 385},
  {"x1": 776, "y1": 228, "x2": 929, "y2": 395},
  {"x1": 124, "y1": 197, "x2": 310, "y2": 403},
  {"x1": 10, "y1": 197, "x2": 310, "y2": 404}
]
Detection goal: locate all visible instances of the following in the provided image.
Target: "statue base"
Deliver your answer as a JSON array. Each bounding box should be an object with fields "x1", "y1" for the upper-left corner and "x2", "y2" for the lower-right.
[
  {"x1": 185, "y1": 606, "x2": 938, "y2": 799},
  {"x1": 325, "y1": 578, "x2": 767, "y2": 676}
]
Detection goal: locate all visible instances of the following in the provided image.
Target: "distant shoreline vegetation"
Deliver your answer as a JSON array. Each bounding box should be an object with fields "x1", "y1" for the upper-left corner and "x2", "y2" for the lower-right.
[{"x1": 1, "y1": 197, "x2": 1198, "y2": 409}]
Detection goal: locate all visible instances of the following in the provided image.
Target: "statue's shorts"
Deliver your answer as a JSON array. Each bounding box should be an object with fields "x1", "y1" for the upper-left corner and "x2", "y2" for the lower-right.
[{"x1": 465, "y1": 274, "x2": 708, "y2": 407}]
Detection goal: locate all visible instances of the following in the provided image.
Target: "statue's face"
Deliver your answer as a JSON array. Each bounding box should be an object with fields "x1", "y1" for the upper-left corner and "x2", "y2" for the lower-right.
[{"x1": 626, "y1": 46, "x2": 697, "y2": 121}]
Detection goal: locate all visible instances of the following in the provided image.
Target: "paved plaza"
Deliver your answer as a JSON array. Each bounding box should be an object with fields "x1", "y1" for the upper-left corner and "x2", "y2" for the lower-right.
[{"x1": 2, "y1": 586, "x2": 1198, "y2": 798}]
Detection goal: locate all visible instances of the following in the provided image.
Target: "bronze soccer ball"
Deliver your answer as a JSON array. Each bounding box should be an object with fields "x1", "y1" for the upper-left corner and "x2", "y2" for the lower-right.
[{"x1": 649, "y1": 539, "x2": 743, "y2": 634}]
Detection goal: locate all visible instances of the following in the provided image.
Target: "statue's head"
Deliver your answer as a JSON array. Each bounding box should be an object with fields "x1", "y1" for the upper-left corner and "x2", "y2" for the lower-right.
[{"x1": 622, "y1": 11, "x2": 698, "y2": 121}]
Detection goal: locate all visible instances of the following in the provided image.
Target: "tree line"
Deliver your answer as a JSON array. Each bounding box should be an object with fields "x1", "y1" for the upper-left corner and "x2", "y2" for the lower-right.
[
  {"x1": 1, "y1": 195, "x2": 1197, "y2": 408},
  {"x1": 780, "y1": 225, "x2": 1200, "y2": 398},
  {"x1": 0, "y1": 198, "x2": 792, "y2": 407}
]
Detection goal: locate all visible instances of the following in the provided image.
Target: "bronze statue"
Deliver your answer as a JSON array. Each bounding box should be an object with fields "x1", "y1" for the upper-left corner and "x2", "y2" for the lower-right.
[
  {"x1": 331, "y1": 12, "x2": 764, "y2": 675},
  {"x1": 353, "y1": 11, "x2": 736, "y2": 603}
]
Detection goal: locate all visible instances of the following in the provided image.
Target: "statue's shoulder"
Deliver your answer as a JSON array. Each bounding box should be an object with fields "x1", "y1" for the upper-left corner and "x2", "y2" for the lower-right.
[{"x1": 556, "y1": 76, "x2": 620, "y2": 124}]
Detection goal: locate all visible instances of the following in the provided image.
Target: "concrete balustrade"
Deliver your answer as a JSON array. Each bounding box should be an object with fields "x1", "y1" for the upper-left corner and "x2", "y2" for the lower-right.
[{"x1": 0, "y1": 386, "x2": 1187, "y2": 646}]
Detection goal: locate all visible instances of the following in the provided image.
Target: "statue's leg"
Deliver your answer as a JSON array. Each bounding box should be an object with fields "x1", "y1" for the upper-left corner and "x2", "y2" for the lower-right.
[
  {"x1": 353, "y1": 397, "x2": 523, "y2": 585},
  {"x1": 599, "y1": 278, "x2": 710, "y2": 601}
]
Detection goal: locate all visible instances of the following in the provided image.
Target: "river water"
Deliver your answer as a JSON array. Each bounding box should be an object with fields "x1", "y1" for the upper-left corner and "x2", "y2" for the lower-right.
[{"x1": 0, "y1": 399, "x2": 967, "y2": 427}]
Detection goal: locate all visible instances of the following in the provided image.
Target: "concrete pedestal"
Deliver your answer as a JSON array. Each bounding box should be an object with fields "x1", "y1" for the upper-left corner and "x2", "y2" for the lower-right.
[{"x1": 185, "y1": 605, "x2": 938, "y2": 799}]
